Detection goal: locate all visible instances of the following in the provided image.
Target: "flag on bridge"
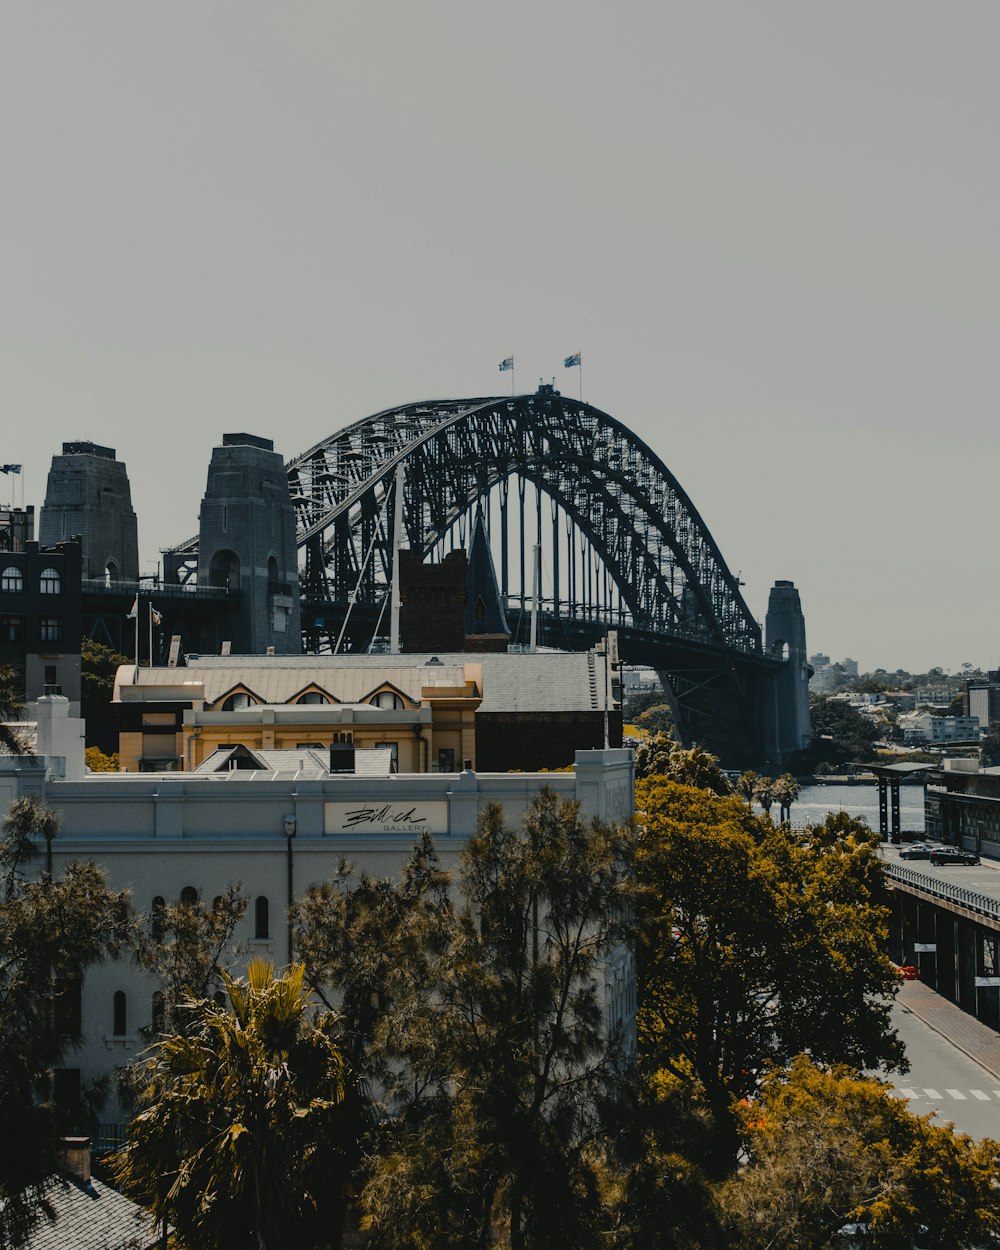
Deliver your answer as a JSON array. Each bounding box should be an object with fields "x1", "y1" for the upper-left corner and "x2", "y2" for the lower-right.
[
  {"x1": 151, "y1": 604, "x2": 162, "y2": 627},
  {"x1": 127, "y1": 596, "x2": 138, "y2": 620},
  {"x1": 564, "y1": 352, "x2": 581, "y2": 368},
  {"x1": 0, "y1": 465, "x2": 21, "y2": 475},
  {"x1": 498, "y1": 356, "x2": 514, "y2": 372}
]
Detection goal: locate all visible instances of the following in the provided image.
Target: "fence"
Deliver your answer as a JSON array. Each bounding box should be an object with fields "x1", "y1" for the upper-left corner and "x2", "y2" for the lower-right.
[{"x1": 884, "y1": 861, "x2": 1000, "y2": 925}]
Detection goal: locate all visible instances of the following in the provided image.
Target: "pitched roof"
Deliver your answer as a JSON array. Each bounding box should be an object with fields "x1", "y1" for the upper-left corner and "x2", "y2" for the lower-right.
[
  {"x1": 464, "y1": 512, "x2": 509, "y2": 637},
  {"x1": 19, "y1": 1176, "x2": 160, "y2": 1250}
]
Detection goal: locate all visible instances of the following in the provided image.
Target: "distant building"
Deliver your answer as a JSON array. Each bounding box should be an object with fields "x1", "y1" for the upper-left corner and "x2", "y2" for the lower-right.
[
  {"x1": 899, "y1": 712, "x2": 981, "y2": 746},
  {"x1": 964, "y1": 670, "x2": 1000, "y2": 731},
  {"x1": 38, "y1": 442, "x2": 138, "y2": 584},
  {"x1": 113, "y1": 650, "x2": 621, "y2": 774},
  {"x1": 925, "y1": 759, "x2": 1000, "y2": 854},
  {"x1": 0, "y1": 532, "x2": 82, "y2": 710}
]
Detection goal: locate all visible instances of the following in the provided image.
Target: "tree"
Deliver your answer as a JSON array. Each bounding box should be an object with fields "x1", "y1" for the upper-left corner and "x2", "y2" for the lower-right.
[
  {"x1": 113, "y1": 959, "x2": 347, "y2": 1250},
  {"x1": 982, "y1": 721, "x2": 1000, "y2": 768},
  {"x1": 751, "y1": 774, "x2": 774, "y2": 816},
  {"x1": 0, "y1": 797, "x2": 132, "y2": 1250},
  {"x1": 0, "y1": 663, "x2": 28, "y2": 756},
  {"x1": 771, "y1": 773, "x2": 800, "y2": 824},
  {"x1": 809, "y1": 696, "x2": 881, "y2": 764},
  {"x1": 718, "y1": 1056, "x2": 1000, "y2": 1250},
  {"x1": 293, "y1": 834, "x2": 453, "y2": 1245},
  {"x1": 131, "y1": 885, "x2": 247, "y2": 1037},
  {"x1": 360, "y1": 791, "x2": 633, "y2": 1250},
  {"x1": 634, "y1": 731, "x2": 676, "y2": 780},
  {"x1": 84, "y1": 746, "x2": 119, "y2": 772},
  {"x1": 735, "y1": 771, "x2": 758, "y2": 804},
  {"x1": 633, "y1": 735, "x2": 731, "y2": 796},
  {"x1": 634, "y1": 781, "x2": 904, "y2": 1169},
  {"x1": 80, "y1": 639, "x2": 128, "y2": 753}
]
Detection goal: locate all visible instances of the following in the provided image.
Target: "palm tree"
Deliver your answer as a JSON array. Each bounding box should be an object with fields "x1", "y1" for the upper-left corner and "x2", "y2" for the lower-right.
[
  {"x1": 736, "y1": 770, "x2": 759, "y2": 804},
  {"x1": 113, "y1": 959, "x2": 347, "y2": 1250},
  {"x1": 0, "y1": 663, "x2": 28, "y2": 756},
  {"x1": 753, "y1": 775, "x2": 774, "y2": 818},
  {"x1": 773, "y1": 772, "x2": 802, "y2": 825}
]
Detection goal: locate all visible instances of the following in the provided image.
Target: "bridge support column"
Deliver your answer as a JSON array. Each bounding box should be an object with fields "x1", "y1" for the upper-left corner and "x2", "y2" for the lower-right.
[{"x1": 878, "y1": 779, "x2": 888, "y2": 840}]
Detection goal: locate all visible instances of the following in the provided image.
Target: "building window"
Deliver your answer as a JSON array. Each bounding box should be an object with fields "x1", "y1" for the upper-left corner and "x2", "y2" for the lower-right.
[
  {"x1": 113, "y1": 991, "x2": 127, "y2": 1036},
  {"x1": 222, "y1": 692, "x2": 254, "y2": 711},
  {"x1": 54, "y1": 977, "x2": 82, "y2": 1037},
  {"x1": 213, "y1": 990, "x2": 226, "y2": 1008},
  {"x1": 0, "y1": 566, "x2": 23, "y2": 593},
  {"x1": 254, "y1": 896, "x2": 270, "y2": 940},
  {"x1": 44, "y1": 665, "x2": 57, "y2": 687},
  {"x1": 39, "y1": 617, "x2": 62, "y2": 643},
  {"x1": 371, "y1": 690, "x2": 405, "y2": 710},
  {"x1": 39, "y1": 567, "x2": 61, "y2": 595},
  {"x1": 180, "y1": 886, "x2": 198, "y2": 907},
  {"x1": 151, "y1": 991, "x2": 165, "y2": 1033},
  {"x1": 438, "y1": 748, "x2": 455, "y2": 772},
  {"x1": 151, "y1": 896, "x2": 166, "y2": 940},
  {"x1": 296, "y1": 691, "x2": 330, "y2": 705},
  {"x1": 0, "y1": 615, "x2": 23, "y2": 642}
]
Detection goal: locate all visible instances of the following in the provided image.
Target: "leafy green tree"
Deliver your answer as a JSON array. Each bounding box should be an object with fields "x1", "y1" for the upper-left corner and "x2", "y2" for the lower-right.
[
  {"x1": 360, "y1": 791, "x2": 633, "y2": 1250},
  {"x1": 635, "y1": 781, "x2": 903, "y2": 1169},
  {"x1": 0, "y1": 797, "x2": 132, "y2": 1250},
  {"x1": 718, "y1": 1056, "x2": 1000, "y2": 1250},
  {"x1": 771, "y1": 773, "x2": 800, "y2": 824},
  {"x1": 293, "y1": 834, "x2": 453, "y2": 1245},
  {"x1": 113, "y1": 959, "x2": 347, "y2": 1250},
  {"x1": 80, "y1": 639, "x2": 128, "y2": 753},
  {"x1": 981, "y1": 721, "x2": 1000, "y2": 768},
  {"x1": 131, "y1": 885, "x2": 247, "y2": 1037},
  {"x1": 809, "y1": 695, "x2": 881, "y2": 763},
  {"x1": 632, "y1": 702, "x2": 677, "y2": 737},
  {"x1": 84, "y1": 745, "x2": 119, "y2": 772}
]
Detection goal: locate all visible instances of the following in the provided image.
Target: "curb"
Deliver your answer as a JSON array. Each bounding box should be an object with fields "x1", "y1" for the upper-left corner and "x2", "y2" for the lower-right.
[{"x1": 898, "y1": 995, "x2": 1000, "y2": 1084}]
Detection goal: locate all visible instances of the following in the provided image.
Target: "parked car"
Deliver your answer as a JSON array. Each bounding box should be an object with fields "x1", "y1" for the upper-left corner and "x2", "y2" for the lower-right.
[
  {"x1": 899, "y1": 844, "x2": 934, "y2": 860},
  {"x1": 928, "y1": 847, "x2": 980, "y2": 866}
]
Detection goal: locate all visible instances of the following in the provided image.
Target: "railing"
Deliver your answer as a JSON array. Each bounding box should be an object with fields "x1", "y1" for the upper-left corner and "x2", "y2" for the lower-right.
[
  {"x1": 884, "y1": 861, "x2": 1000, "y2": 924},
  {"x1": 81, "y1": 579, "x2": 239, "y2": 602}
]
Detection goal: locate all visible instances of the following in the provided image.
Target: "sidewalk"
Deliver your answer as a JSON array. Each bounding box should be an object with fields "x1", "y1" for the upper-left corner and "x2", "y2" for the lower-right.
[{"x1": 897, "y1": 978, "x2": 1000, "y2": 1081}]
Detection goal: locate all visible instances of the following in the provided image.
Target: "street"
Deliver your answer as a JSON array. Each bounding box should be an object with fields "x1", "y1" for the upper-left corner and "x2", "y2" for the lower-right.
[{"x1": 881, "y1": 999, "x2": 1000, "y2": 1141}]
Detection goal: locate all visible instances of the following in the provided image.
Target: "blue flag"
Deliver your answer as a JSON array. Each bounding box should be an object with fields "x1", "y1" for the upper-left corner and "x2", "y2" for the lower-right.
[
  {"x1": 564, "y1": 352, "x2": 581, "y2": 368},
  {"x1": 498, "y1": 356, "x2": 514, "y2": 372}
]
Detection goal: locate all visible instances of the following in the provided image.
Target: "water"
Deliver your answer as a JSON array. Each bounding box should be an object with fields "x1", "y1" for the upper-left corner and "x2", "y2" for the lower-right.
[{"x1": 765, "y1": 783, "x2": 925, "y2": 834}]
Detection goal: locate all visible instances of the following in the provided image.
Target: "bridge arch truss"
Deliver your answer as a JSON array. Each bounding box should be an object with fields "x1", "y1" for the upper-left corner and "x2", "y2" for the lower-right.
[{"x1": 285, "y1": 389, "x2": 762, "y2": 660}]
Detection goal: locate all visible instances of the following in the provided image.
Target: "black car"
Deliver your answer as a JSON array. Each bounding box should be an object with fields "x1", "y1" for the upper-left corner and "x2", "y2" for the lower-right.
[
  {"x1": 928, "y1": 847, "x2": 980, "y2": 866},
  {"x1": 899, "y1": 844, "x2": 935, "y2": 860}
]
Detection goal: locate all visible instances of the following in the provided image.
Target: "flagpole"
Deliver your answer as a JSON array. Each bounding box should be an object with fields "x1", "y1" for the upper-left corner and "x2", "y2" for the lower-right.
[
  {"x1": 148, "y1": 598, "x2": 153, "y2": 670},
  {"x1": 134, "y1": 594, "x2": 140, "y2": 680}
]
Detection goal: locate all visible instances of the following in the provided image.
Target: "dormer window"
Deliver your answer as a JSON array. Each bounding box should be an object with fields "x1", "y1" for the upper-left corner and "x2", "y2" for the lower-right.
[
  {"x1": 222, "y1": 692, "x2": 255, "y2": 711},
  {"x1": 371, "y1": 690, "x2": 405, "y2": 710}
]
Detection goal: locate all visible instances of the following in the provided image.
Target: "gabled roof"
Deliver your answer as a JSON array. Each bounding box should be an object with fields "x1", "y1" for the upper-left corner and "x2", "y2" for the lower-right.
[{"x1": 18, "y1": 1175, "x2": 160, "y2": 1250}]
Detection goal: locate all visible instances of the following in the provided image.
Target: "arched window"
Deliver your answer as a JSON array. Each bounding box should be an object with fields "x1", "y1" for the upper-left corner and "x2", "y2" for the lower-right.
[
  {"x1": 105, "y1": 560, "x2": 120, "y2": 586},
  {"x1": 212, "y1": 895, "x2": 224, "y2": 912},
  {"x1": 254, "y1": 896, "x2": 270, "y2": 940},
  {"x1": 213, "y1": 990, "x2": 226, "y2": 1009},
  {"x1": 267, "y1": 555, "x2": 280, "y2": 587},
  {"x1": 151, "y1": 991, "x2": 164, "y2": 1033},
  {"x1": 180, "y1": 886, "x2": 198, "y2": 907},
  {"x1": 151, "y1": 896, "x2": 166, "y2": 940},
  {"x1": 296, "y1": 691, "x2": 330, "y2": 705},
  {"x1": 222, "y1": 692, "x2": 254, "y2": 711},
  {"x1": 0, "y1": 566, "x2": 23, "y2": 593},
  {"x1": 208, "y1": 549, "x2": 240, "y2": 591},
  {"x1": 113, "y1": 991, "x2": 127, "y2": 1036},
  {"x1": 39, "y1": 567, "x2": 61, "y2": 595},
  {"x1": 371, "y1": 690, "x2": 404, "y2": 710}
]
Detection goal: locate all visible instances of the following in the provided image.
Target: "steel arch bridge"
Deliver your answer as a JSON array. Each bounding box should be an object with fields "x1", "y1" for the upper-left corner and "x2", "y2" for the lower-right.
[{"x1": 278, "y1": 385, "x2": 782, "y2": 762}]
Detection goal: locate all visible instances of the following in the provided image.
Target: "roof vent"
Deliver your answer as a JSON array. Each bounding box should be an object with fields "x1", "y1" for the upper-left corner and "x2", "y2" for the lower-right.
[{"x1": 425, "y1": 656, "x2": 442, "y2": 666}]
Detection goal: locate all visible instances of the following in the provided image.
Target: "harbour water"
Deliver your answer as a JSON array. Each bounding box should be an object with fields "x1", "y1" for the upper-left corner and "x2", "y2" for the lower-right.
[{"x1": 770, "y1": 783, "x2": 925, "y2": 834}]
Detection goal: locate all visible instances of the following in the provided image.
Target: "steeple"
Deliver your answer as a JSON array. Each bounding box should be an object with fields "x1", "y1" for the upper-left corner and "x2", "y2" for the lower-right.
[{"x1": 464, "y1": 512, "x2": 510, "y2": 651}]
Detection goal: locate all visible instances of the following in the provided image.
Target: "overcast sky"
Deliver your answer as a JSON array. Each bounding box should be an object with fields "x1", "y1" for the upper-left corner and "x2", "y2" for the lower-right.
[{"x1": 3, "y1": 2, "x2": 997, "y2": 674}]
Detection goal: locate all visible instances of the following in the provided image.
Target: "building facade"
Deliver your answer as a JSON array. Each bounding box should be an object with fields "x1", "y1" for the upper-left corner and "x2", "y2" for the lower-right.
[
  {"x1": 0, "y1": 537, "x2": 82, "y2": 708},
  {"x1": 1, "y1": 707, "x2": 634, "y2": 1121}
]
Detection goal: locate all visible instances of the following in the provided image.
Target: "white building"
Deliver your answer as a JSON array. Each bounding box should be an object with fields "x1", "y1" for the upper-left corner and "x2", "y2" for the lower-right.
[{"x1": 2, "y1": 697, "x2": 635, "y2": 1120}]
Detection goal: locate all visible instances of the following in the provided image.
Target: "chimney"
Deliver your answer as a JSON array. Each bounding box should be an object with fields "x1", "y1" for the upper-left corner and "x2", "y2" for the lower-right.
[{"x1": 58, "y1": 1137, "x2": 91, "y2": 1184}]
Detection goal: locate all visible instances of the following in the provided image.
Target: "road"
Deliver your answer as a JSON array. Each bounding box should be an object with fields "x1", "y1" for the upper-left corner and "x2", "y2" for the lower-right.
[{"x1": 882, "y1": 999, "x2": 1000, "y2": 1140}]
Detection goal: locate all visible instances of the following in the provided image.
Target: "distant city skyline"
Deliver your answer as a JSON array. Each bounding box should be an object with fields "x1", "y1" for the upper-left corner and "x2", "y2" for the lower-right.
[{"x1": 4, "y1": 3, "x2": 998, "y2": 675}]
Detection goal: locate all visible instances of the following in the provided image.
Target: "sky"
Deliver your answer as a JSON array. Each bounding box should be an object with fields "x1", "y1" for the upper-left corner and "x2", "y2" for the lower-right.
[{"x1": 2, "y1": 2, "x2": 998, "y2": 675}]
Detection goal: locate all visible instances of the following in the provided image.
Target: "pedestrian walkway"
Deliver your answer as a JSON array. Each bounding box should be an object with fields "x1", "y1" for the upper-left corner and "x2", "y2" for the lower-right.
[{"x1": 897, "y1": 978, "x2": 1000, "y2": 1081}]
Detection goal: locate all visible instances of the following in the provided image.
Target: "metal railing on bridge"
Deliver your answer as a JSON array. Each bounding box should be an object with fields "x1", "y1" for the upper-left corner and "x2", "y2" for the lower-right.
[
  {"x1": 884, "y1": 861, "x2": 1000, "y2": 925},
  {"x1": 82, "y1": 579, "x2": 239, "y2": 602}
]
